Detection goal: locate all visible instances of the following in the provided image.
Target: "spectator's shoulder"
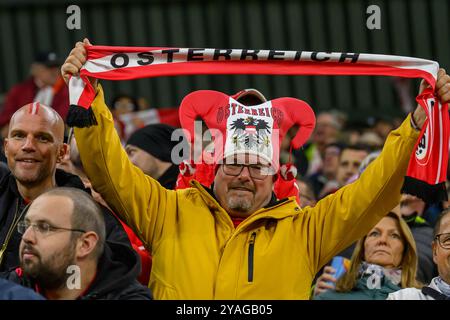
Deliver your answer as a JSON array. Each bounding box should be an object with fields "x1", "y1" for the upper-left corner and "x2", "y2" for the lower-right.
[
  {"x1": 0, "y1": 278, "x2": 44, "y2": 300},
  {"x1": 387, "y1": 287, "x2": 422, "y2": 300},
  {"x1": 0, "y1": 162, "x2": 10, "y2": 181}
]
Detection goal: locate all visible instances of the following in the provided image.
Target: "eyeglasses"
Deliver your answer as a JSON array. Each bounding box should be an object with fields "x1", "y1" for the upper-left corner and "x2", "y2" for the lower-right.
[
  {"x1": 17, "y1": 221, "x2": 86, "y2": 237},
  {"x1": 434, "y1": 233, "x2": 450, "y2": 249},
  {"x1": 222, "y1": 164, "x2": 274, "y2": 180}
]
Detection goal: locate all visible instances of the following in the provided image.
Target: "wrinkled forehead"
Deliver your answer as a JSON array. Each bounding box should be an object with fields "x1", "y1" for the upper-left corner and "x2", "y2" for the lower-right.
[{"x1": 223, "y1": 153, "x2": 271, "y2": 166}]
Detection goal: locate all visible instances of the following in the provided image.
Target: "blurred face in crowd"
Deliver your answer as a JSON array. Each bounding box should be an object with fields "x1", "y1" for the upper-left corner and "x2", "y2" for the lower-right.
[
  {"x1": 213, "y1": 154, "x2": 275, "y2": 218},
  {"x1": 433, "y1": 213, "x2": 450, "y2": 284},
  {"x1": 312, "y1": 113, "x2": 338, "y2": 147},
  {"x1": 364, "y1": 216, "x2": 405, "y2": 269},
  {"x1": 297, "y1": 180, "x2": 316, "y2": 208},
  {"x1": 19, "y1": 195, "x2": 79, "y2": 290},
  {"x1": 336, "y1": 148, "x2": 368, "y2": 186},
  {"x1": 126, "y1": 144, "x2": 161, "y2": 179},
  {"x1": 113, "y1": 97, "x2": 136, "y2": 117},
  {"x1": 400, "y1": 194, "x2": 426, "y2": 217},
  {"x1": 4, "y1": 105, "x2": 66, "y2": 188},
  {"x1": 31, "y1": 64, "x2": 60, "y2": 87},
  {"x1": 322, "y1": 145, "x2": 341, "y2": 179}
]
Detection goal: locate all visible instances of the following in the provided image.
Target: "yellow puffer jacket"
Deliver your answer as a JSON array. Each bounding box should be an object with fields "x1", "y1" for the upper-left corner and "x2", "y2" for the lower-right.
[{"x1": 75, "y1": 85, "x2": 419, "y2": 300}]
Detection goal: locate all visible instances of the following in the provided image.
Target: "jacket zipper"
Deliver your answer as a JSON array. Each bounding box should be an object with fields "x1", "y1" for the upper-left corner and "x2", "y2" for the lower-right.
[{"x1": 248, "y1": 232, "x2": 256, "y2": 282}]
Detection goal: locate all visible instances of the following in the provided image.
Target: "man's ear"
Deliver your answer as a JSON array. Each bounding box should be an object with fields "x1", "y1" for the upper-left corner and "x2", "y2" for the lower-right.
[
  {"x1": 432, "y1": 241, "x2": 438, "y2": 265},
  {"x1": 76, "y1": 232, "x2": 99, "y2": 260},
  {"x1": 57, "y1": 143, "x2": 69, "y2": 163}
]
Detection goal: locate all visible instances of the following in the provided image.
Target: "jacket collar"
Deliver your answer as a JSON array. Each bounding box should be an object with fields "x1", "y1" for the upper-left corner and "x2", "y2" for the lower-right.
[
  {"x1": 157, "y1": 164, "x2": 179, "y2": 190},
  {"x1": 3, "y1": 168, "x2": 87, "y2": 199},
  {"x1": 356, "y1": 273, "x2": 402, "y2": 293},
  {"x1": 79, "y1": 241, "x2": 143, "y2": 299}
]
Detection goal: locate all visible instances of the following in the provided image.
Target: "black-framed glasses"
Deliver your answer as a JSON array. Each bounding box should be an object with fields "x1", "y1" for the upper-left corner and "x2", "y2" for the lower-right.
[
  {"x1": 222, "y1": 164, "x2": 274, "y2": 180},
  {"x1": 434, "y1": 233, "x2": 450, "y2": 249},
  {"x1": 17, "y1": 221, "x2": 86, "y2": 237}
]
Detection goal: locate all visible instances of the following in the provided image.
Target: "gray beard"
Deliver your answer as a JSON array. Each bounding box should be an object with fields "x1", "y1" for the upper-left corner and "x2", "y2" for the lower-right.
[{"x1": 227, "y1": 197, "x2": 252, "y2": 212}]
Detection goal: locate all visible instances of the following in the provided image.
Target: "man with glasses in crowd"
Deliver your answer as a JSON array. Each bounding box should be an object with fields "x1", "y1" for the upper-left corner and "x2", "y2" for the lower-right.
[
  {"x1": 0, "y1": 187, "x2": 152, "y2": 300},
  {"x1": 388, "y1": 209, "x2": 450, "y2": 300},
  {"x1": 62, "y1": 39, "x2": 450, "y2": 299}
]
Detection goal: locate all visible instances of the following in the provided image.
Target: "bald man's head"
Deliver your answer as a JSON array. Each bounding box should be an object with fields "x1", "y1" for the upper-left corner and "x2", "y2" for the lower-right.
[
  {"x1": 9, "y1": 102, "x2": 65, "y2": 143},
  {"x1": 4, "y1": 102, "x2": 67, "y2": 190}
]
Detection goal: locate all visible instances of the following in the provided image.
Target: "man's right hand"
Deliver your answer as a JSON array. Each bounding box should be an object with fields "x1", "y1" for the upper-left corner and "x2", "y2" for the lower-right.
[
  {"x1": 313, "y1": 266, "x2": 337, "y2": 296},
  {"x1": 61, "y1": 38, "x2": 97, "y2": 87}
]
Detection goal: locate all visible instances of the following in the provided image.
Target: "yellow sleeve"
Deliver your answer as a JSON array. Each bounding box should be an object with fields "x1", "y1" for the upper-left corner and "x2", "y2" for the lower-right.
[
  {"x1": 303, "y1": 114, "x2": 420, "y2": 272},
  {"x1": 74, "y1": 85, "x2": 178, "y2": 251}
]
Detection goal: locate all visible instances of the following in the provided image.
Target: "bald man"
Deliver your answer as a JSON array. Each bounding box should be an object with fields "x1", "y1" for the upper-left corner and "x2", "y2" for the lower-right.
[
  {"x1": 5, "y1": 103, "x2": 67, "y2": 198},
  {"x1": 0, "y1": 102, "x2": 131, "y2": 272}
]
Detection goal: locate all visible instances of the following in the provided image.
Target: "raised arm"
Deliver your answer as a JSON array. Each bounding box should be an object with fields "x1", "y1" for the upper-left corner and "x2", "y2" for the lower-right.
[
  {"x1": 303, "y1": 69, "x2": 450, "y2": 272},
  {"x1": 61, "y1": 40, "x2": 178, "y2": 251}
]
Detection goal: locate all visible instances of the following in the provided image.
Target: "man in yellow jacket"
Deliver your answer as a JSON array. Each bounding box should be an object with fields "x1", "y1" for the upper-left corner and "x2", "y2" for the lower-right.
[{"x1": 62, "y1": 40, "x2": 450, "y2": 299}]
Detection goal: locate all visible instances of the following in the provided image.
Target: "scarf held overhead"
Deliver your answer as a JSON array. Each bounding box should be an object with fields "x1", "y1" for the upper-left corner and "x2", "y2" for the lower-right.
[{"x1": 67, "y1": 46, "x2": 448, "y2": 203}]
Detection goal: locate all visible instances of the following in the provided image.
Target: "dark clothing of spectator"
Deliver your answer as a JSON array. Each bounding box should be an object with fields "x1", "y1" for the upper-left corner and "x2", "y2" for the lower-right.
[
  {"x1": 0, "y1": 137, "x2": 6, "y2": 163},
  {"x1": 1, "y1": 241, "x2": 152, "y2": 300},
  {"x1": 308, "y1": 172, "x2": 329, "y2": 198},
  {"x1": 158, "y1": 164, "x2": 179, "y2": 190},
  {"x1": 293, "y1": 145, "x2": 310, "y2": 177},
  {"x1": 423, "y1": 203, "x2": 444, "y2": 228},
  {"x1": 0, "y1": 161, "x2": 8, "y2": 173},
  {"x1": 0, "y1": 168, "x2": 131, "y2": 271},
  {"x1": 0, "y1": 77, "x2": 69, "y2": 127}
]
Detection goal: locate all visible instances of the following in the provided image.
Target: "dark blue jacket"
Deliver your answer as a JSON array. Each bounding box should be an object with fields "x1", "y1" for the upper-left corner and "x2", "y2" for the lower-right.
[{"x1": 0, "y1": 278, "x2": 44, "y2": 300}]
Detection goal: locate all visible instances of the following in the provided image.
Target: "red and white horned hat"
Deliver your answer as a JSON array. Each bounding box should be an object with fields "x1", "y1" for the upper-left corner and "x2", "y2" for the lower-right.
[{"x1": 179, "y1": 89, "x2": 316, "y2": 174}]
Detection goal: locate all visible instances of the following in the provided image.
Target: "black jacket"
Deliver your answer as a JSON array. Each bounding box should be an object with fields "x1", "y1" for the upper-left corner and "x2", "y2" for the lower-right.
[
  {"x1": 0, "y1": 168, "x2": 131, "y2": 271},
  {"x1": 1, "y1": 241, "x2": 152, "y2": 300},
  {"x1": 158, "y1": 163, "x2": 179, "y2": 190}
]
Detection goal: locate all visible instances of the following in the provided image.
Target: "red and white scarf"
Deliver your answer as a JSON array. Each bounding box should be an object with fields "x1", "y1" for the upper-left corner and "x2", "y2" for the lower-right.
[{"x1": 68, "y1": 46, "x2": 448, "y2": 202}]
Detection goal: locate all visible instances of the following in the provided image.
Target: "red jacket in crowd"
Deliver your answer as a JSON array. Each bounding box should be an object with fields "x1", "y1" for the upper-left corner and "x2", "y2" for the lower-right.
[{"x1": 0, "y1": 77, "x2": 69, "y2": 127}]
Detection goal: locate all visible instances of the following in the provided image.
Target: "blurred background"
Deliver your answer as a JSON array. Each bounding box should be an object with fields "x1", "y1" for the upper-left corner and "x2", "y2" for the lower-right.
[{"x1": 0, "y1": 0, "x2": 449, "y2": 122}]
